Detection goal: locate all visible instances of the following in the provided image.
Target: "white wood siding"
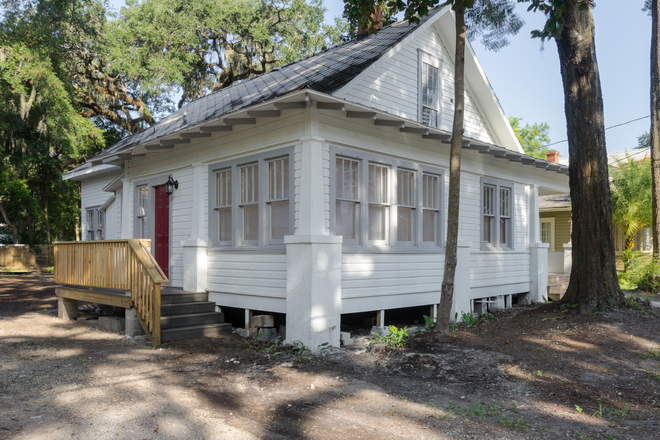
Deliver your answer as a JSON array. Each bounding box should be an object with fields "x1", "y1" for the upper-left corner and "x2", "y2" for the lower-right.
[
  {"x1": 80, "y1": 173, "x2": 121, "y2": 236},
  {"x1": 207, "y1": 253, "x2": 287, "y2": 312},
  {"x1": 169, "y1": 167, "x2": 193, "y2": 287},
  {"x1": 341, "y1": 253, "x2": 444, "y2": 313},
  {"x1": 336, "y1": 28, "x2": 495, "y2": 144}
]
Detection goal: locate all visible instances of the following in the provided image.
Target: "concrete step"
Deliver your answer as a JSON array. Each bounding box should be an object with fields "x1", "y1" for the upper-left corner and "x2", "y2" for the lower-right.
[
  {"x1": 160, "y1": 291, "x2": 208, "y2": 305},
  {"x1": 161, "y1": 301, "x2": 216, "y2": 316},
  {"x1": 161, "y1": 323, "x2": 233, "y2": 342},
  {"x1": 161, "y1": 312, "x2": 226, "y2": 329},
  {"x1": 548, "y1": 283, "x2": 568, "y2": 294},
  {"x1": 548, "y1": 274, "x2": 570, "y2": 284}
]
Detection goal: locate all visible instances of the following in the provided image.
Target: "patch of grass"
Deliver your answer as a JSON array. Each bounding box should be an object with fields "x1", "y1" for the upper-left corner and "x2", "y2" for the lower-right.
[
  {"x1": 43, "y1": 266, "x2": 54, "y2": 273},
  {"x1": 497, "y1": 414, "x2": 529, "y2": 431},
  {"x1": 637, "y1": 347, "x2": 660, "y2": 359}
]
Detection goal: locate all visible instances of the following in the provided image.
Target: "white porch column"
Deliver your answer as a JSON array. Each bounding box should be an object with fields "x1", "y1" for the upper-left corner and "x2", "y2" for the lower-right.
[
  {"x1": 120, "y1": 179, "x2": 132, "y2": 239},
  {"x1": 450, "y1": 241, "x2": 472, "y2": 322},
  {"x1": 183, "y1": 163, "x2": 208, "y2": 292},
  {"x1": 285, "y1": 136, "x2": 342, "y2": 351},
  {"x1": 526, "y1": 184, "x2": 549, "y2": 304}
]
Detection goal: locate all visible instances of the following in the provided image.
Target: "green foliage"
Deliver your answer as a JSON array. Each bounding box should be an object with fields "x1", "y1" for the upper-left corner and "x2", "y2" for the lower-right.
[
  {"x1": 421, "y1": 314, "x2": 436, "y2": 330},
  {"x1": 509, "y1": 116, "x2": 552, "y2": 159},
  {"x1": 522, "y1": 0, "x2": 595, "y2": 42},
  {"x1": 342, "y1": 0, "x2": 522, "y2": 51},
  {"x1": 113, "y1": 0, "x2": 347, "y2": 108},
  {"x1": 637, "y1": 131, "x2": 650, "y2": 149},
  {"x1": 620, "y1": 258, "x2": 660, "y2": 292},
  {"x1": 372, "y1": 325, "x2": 409, "y2": 348},
  {"x1": 610, "y1": 153, "x2": 652, "y2": 262}
]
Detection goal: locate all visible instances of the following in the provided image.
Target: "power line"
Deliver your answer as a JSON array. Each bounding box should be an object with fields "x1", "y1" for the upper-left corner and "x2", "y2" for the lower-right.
[{"x1": 544, "y1": 115, "x2": 650, "y2": 147}]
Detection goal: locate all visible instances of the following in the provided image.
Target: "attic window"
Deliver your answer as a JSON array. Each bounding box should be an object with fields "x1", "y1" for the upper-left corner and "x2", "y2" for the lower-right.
[{"x1": 418, "y1": 50, "x2": 442, "y2": 128}]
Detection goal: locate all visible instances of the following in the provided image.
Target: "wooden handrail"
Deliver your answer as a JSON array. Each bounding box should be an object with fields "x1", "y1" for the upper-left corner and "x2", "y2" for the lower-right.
[{"x1": 54, "y1": 239, "x2": 167, "y2": 347}]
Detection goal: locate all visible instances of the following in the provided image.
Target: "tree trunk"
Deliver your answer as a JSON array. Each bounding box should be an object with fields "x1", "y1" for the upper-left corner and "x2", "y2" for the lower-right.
[
  {"x1": 555, "y1": 4, "x2": 624, "y2": 310},
  {"x1": 0, "y1": 202, "x2": 19, "y2": 244},
  {"x1": 41, "y1": 187, "x2": 51, "y2": 246},
  {"x1": 438, "y1": 0, "x2": 466, "y2": 331},
  {"x1": 651, "y1": 0, "x2": 660, "y2": 262}
]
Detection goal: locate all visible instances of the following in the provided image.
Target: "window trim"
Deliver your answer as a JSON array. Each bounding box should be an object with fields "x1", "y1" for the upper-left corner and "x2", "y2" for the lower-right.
[
  {"x1": 418, "y1": 49, "x2": 443, "y2": 128},
  {"x1": 208, "y1": 147, "x2": 294, "y2": 249},
  {"x1": 84, "y1": 207, "x2": 101, "y2": 241},
  {"x1": 540, "y1": 217, "x2": 555, "y2": 251},
  {"x1": 330, "y1": 146, "x2": 445, "y2": 252},
  {"x1": 480, "y1": 177, "x2": 515, "y2": 251}
]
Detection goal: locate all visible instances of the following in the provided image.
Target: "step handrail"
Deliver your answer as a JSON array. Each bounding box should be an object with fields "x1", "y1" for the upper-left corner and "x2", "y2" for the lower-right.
[{"x1": 54, "y1": 239, "x2": 167, "y2": 347}]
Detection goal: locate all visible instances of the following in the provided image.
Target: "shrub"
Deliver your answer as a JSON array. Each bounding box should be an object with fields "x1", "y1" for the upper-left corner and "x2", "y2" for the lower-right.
[{"x1": 621, "y1": 258, "x2": 660, "y2": 292}]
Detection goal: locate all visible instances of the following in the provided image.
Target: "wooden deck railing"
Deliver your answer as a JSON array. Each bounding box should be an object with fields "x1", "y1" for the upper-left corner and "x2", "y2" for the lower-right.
[{"x1": 54, "y1": 239, "x2": 168, "y2": 347}]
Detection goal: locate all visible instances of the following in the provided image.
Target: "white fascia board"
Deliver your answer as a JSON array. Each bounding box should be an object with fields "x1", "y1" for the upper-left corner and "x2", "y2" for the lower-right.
[
  {"x1": 432, "y1": 10, "x2": 524, "y2": 154},
  {"x1": 63, "y1": 164, "x2": 122, "y2": 181},
  {"x1": 333, "y1": 4, "x2": 453, "y2": 100},
  {"x1": 102, "y1": 174, "x2": 124, "y2": 192}
]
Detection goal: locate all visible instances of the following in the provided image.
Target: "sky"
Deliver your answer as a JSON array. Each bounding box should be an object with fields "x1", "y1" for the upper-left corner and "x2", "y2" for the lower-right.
[{"x1": 108, "y1": 1, "x2": 653, "y2": 158}]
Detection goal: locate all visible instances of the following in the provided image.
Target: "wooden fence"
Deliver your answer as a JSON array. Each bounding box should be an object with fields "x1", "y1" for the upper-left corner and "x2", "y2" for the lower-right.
[{"x1": 54, "y1": 239, "x2": 167, "y2": 347}]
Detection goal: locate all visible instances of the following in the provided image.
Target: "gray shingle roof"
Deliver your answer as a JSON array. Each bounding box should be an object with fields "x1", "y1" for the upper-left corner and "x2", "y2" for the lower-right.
[
  {"x1": 539, "y1": 194, "x2": 571, "y2": 210},
  {"x1": 97, "y1": 8, "x2": 443, "y2": 159}
]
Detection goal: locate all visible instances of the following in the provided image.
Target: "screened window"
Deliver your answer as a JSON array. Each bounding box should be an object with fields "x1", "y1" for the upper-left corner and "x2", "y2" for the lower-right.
[
  {"x1": 137, "y1": 186, "x2": 149, "y2": 239},
  {"x1": 209, "y1": 147, "x2": 293, "y2": 248},
  {"x1": 214, "y1": 168, "x2": 232, "y2": 243},
  {"x1": 86, "y1": 209, "x2": 96, "y2": 241},
  {"x1": 368, "y1": 163, "x2": 389, "y2": 242},
  {"x1": 332, "y1": 148, "x2": 443, "y2": 250},
  {"x1": 97, "y1": 210, "x2": 105, "y2": 240},
  {"x1": 421, "y1": 62, "x2": 439, "y2": 128},
  {"x1": 481, "y1": 179, "x2": 514, "y2": 250},
  {"x1": 397, "y1": 169, "x2": 415, "y2": 243},
  {"x1": 418, "y1": 51, "x2": 442, "y2": 128},
  {"x1": 422, "y1": 173, "x2": 440, "y2": 243},
  {"x1": 336, "y1": 157, "x2": 360, "y2": 241},
  {"x1": 268, "y1": 157, "x2": 290, "y2": 241}
]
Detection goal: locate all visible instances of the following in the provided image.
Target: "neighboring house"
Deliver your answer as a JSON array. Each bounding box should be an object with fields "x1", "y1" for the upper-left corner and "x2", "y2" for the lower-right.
[
  {"x1": 60, "y1": 5, "x2": 569, "y2": 348},
  {"x1": 540, "y1": 148, "x2": 652, "y2": 274}
]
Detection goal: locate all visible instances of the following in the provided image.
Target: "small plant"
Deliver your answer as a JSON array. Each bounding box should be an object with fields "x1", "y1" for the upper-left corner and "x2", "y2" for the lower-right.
[
  {"x1": 372, "y1": 325, "x2": 409, "y2": 348},
  {"x1": 497, "y1": 414, "x2": 529, "y2": 431},
  {"x1": 575, "y1": 405, "x2": 583, "y2": 414},
  {"x1": 461, "y1": 311, "x2": 477, "y2": 326},
  {"x1": 401, "y1": 396, "x2": 409, "y2": 402},
  {"x1": 317, "y1": 342, "x2": 331, "y2": 353},
  {"x1": 592, "y1": 398, "x2": 603, "y2": 418},
  {"x1": 559, "y1": 303, "x2": 579, "y2": 313},
  {"x1": 421, "y1": 314, "x2": 436, "y2": 330},
  {"x1": 291, "y1": 340, "x2": 310, "y2": 360},
  {"x1": 536, "y1": 370, "x2": 543, "y2": 378},
  {"x1": 449, "y1": 324, "x2": 459, "y2": 334}
]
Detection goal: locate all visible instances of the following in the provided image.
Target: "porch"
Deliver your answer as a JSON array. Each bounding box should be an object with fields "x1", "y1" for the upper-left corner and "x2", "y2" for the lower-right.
[{"x1": 54, "y1": 240, "x2": 230, "y2": 347}]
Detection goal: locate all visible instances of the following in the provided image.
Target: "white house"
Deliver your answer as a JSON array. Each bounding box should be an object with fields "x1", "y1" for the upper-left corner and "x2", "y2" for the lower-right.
[{"x1": 62, "y1": 5, "x2": 569, "y2": 348}]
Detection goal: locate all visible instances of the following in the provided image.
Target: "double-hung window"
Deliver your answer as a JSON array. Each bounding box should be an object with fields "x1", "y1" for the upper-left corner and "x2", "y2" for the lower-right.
[
  {"x1": 396, "y1": 169, "x2": 416, "y2": 244},
  {"x1": 481, "y1": 179, "x2": 514, "y2": 250},
  {"x1": 332, "y1": 147, "x2": 444, "y2": 250},
  {"x1": 418, "y1": 50, "x2": 442, "y2": 128},
  {"x1": 137, "y1": 185, "x2": 149, "y2": 239},
  {"x1": 210, "y1": 147, "x2": 293, "y2": 248},
  {"x1": 84, "y1": 208, "x2": 105, "y2": 240},
  {"x1": 336, "y1": 157, "x2": 360, "y2": 243}
]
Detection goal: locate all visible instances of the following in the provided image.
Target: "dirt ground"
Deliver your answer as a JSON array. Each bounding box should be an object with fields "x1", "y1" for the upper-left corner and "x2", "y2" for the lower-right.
[{"x1": 1, "y1": 275, "x2": 660, "y2": 440}]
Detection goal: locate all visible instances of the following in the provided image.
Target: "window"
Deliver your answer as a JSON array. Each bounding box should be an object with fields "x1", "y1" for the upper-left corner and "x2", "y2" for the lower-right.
[
  {"x1": 397, "y1": 169, "x2": 415, "y2": 243},
  {"x1": 418, "y1": 50, "x2": 442, "y2": 128},
  {"x1": 422, "y1": 173, "x2": 440, "y2": 243},
  {"x1": 268, "y1": 157, "x2": 290, "y2": 242},
  {"x1": 332, "y1": 147, "x2": 444, "y2": 250},
  {"x1": 540, "y1": 218, "x2": 555, "y2": 251},
  {"x1": 336, "y1": 157, "x2": 360, "y2": 242},
  {"x1": 209, "y1": 147, "x2": 293, "y2": 248},
  {"x1": 481, "y1": 179, "x2": 514, "y2": 250},
  {"x1": 85, "y1": 208, "x2": 104, "y2": 240},
  {"x1": 137, "y1": 185, "x2": 149, "y2": 239},
  {"x1": 368, "y1": 163, "x2": 389, "y2": 242}
]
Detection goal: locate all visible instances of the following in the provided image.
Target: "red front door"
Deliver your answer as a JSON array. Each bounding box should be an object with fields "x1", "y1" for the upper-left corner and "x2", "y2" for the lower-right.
[{"x1": 154, "y1": 185, "x2": 170, "y2": 278}]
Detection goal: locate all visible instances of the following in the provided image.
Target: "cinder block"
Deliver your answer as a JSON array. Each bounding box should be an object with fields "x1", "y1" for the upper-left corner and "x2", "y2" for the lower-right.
[
  {"x1": 98, "y1": 316, "x2": 125, "y2": 333},
  {"x1": 256, "y1": 328, "x2": 278, "y2": 341},
  {"x1": 340, "y1": 331, "x2": 351, "y2": 341},
  {"x1": 251, "y1": 314, "x2": 275, "y2": 328},
  {"x1": 371, "y1": 326, "x2": 389, "y2": 336},
  {"x1": 58, "y1": 297, "x2": 78, "y2": 320},
  {"x1": 125, "y1": 308, "x2": 145, "y2": 337},
  {"x1": 279, "y1": 324, "x2": 286, "y2": 340},
  {"x1": 341, "y1": 338, "x2": 354, "y2": 346}
]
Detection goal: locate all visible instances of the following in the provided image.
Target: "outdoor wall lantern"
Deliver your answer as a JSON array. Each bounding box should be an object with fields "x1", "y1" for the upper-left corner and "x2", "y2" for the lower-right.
[{"x1": 165, "y1": 176, "x2": 179, "y2": 196}]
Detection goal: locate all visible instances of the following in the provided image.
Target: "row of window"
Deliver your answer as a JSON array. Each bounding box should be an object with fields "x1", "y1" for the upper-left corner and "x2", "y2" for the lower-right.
[{"x1": 205, "y1": 147, "x2": 515, "y2": 251}]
